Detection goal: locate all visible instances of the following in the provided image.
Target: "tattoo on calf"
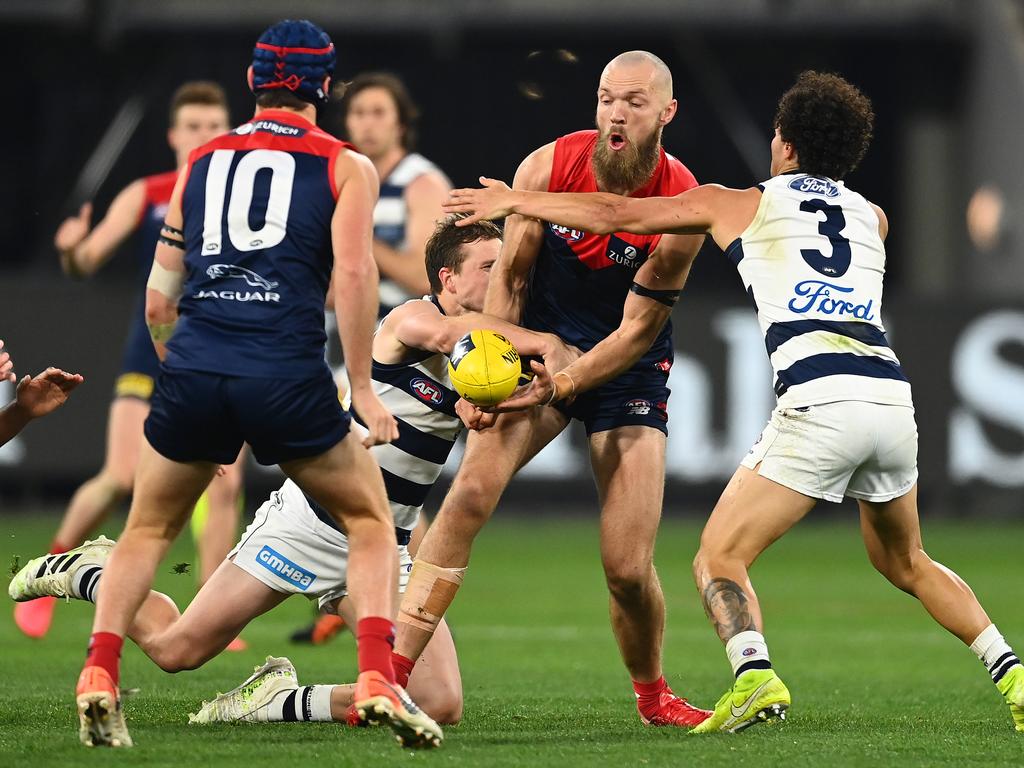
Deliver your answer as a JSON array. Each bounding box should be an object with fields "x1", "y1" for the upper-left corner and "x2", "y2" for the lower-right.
[{"x1": 701, "y1": 577, "x2": 757, "y2": 642}]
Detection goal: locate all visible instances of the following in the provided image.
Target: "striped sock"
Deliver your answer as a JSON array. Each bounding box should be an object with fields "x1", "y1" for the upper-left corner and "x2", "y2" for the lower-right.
[
  {"x1": 72, "y1": 565, "x2": 103, "y2": 603},
  {"x1": 970, "y1": 624, "x2": 1022, "y2": 686},
  {"x1": 268, "y1": 685, "x2": 334, "y2": 722}
]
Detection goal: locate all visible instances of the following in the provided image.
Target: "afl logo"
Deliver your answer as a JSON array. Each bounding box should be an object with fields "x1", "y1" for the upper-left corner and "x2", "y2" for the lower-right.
[
  {"x1": 550, "y1": 223, "x2": 584, "y2": 242},
  {"x1": 789, "y1": 175, "x2": 840, "y2": 198},
  {"x1": 410, "y1": 377, "x2": 444, "y2": 405}
]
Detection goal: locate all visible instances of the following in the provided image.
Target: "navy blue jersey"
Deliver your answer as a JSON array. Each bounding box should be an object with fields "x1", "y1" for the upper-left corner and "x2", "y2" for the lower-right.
[
  {"x1": 164, "y1": 109, "x2": 356, "y2": 378},
  {"x1": 523, "y1": 130, "x2": 698, "y2": 373}
]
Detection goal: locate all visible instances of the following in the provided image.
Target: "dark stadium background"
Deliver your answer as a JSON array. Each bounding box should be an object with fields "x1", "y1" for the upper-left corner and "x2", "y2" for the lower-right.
[{"x1": 2, "y1": 0, "x2": 1022, "y2": 519}]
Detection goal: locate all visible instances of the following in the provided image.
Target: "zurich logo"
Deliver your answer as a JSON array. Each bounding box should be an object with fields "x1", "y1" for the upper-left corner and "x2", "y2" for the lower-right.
[
  {"x1": 550, "y1": 223, "x2": 584, "y2": 242},
  {"x1": 410, "y1": 377, "x2": 444, "y2": 405},
  {"x1": 789, "y1": 175, "x2": 840, "y2": 198},
  {"x1": 206, "y1": 264, "x2": 278, "y2": 290}
]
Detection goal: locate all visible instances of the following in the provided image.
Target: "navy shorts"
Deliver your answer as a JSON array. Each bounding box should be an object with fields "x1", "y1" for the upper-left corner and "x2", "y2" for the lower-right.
[
  {"x1": 115, "y1": 304, "x2": 161, "y2": 401},
  {"x1": 555, "y1": 365, "x2": 670, "y2": 436},
  {"x1": 144, "y1": 366, "x2": 350, "y2": 466}
]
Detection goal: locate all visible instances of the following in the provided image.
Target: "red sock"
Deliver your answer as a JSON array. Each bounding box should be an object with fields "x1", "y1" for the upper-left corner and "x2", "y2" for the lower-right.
[
  {"x1": 633, "y1": 676, "x2": 668, "y2": 714},
  {"x1": 356, "y1": 617, "x2": 396, "y2": 683},
  {"x1": 49, "y1": 542, "x2": 70, "y2": 555},
  {"x1": 85, "y1": 632, "x2": 124, "y2": 686},
  {"x1": 392, "y1": 652, "x2": 416, "y2": 688}
]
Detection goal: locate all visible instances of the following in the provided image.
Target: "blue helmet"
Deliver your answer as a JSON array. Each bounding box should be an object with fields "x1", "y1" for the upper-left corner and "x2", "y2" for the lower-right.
[{"x1": 251, "y1": 19, "x2": 336, "y2": 106}]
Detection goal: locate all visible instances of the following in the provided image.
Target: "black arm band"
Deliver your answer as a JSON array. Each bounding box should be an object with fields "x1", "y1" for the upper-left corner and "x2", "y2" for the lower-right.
[
  {"x1": 161, "y1": 223, "x2": 183, "y2": 236},
  {"x1": 630, "y1": 282, "x2": 680, "y2": 307},
  {"x1": 157, "y1": 234, "x2": 185, "y2": 249}
]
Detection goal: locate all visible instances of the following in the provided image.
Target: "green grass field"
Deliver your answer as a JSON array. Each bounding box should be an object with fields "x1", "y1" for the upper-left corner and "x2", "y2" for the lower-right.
[{"x1": 1, "y1": 513, "x2": 1022, "y2": 767}]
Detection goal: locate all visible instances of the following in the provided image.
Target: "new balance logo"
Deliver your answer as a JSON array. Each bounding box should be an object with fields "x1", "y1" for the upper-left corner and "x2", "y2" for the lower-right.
[{"x1": 255, "y1": 546, "x2": 316, "y2": 590}]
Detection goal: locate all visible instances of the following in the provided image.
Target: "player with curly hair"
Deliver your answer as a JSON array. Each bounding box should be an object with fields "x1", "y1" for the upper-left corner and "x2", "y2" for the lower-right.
[{"x1": 444, "y1": 70, "x2": 1024, "y2": 734}]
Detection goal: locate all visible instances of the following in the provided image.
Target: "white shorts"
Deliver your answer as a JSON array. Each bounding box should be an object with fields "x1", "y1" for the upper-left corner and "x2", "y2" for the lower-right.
[
  {"x1": 741, "y1": 401, "x2": 918, "y2": 504},
  {"x1": 229, "y1": 480, "x2": 413, "y2": 611}
]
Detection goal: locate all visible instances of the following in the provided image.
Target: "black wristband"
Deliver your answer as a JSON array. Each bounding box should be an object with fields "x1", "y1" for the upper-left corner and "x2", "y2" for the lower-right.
[
  {"x1": 157, "y1": 234, "x2": 185, "y2": 249},
  {"x1": 630, "y1": 282, "x2": 680, "y2": 307},
  {"x1": 161, "y1": 223, "x2": 183, "y2": 236}
]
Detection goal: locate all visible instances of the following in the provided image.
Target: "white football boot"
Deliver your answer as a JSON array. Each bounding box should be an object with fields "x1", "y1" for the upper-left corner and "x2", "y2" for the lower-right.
[
  {"x1": 190, "y1": 656, "x2": 298, "y2": 724},
  {"x1": 9, "y1": 536, "x2": 114, "y2": 602}
]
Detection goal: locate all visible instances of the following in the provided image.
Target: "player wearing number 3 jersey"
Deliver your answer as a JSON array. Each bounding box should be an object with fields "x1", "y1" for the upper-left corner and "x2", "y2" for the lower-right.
[
  {"x1": 74, "y1": 19, "x2": 442, "y2": 750},
  {"x1": 445, "y1": 71, "x2": 1024, "y2": 734}
]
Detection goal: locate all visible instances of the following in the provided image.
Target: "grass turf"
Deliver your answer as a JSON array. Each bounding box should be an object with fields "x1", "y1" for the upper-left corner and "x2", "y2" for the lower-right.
[{"x1": 1, "y1": 513, "x2": 1021, "y2": 767}]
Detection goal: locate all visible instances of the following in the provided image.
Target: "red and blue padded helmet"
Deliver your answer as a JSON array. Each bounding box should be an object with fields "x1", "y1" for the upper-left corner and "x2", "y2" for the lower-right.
[{"x1": 251, "y1": 19, "x2": 336, "y2": 106}]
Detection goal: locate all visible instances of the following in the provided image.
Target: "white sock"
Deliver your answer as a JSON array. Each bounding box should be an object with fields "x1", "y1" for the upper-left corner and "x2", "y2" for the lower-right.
[
  {"x1": 970, "y1": 624, "x2": 1021, "y2": 686},
  {"x1": 268, "y1": 685, "x2": 335, "y2": 722},
  {"x1": 726, "y1": 630, "x2": 772, "y2": 678}
]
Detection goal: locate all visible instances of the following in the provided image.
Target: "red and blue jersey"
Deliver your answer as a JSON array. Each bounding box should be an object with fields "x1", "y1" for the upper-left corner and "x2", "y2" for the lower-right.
[
  {"x1": 136, "y1": 170, "x2": 178, "y2": 288},
  {"x1": 524, "y1": 130, "x2": 698, "y2": 371},
  {"x1": 165, "y1": 109, "x2": 355, "y2": 379}
]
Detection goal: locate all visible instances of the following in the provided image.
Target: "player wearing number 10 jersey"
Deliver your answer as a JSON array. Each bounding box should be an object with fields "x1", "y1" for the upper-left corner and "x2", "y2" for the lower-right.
[
  {"x1": 74, "y1": 19, "x2": 441, "y2": 750},
  {"x1": 445, "y1": 70, "x2": 1024, "y2": 734}
]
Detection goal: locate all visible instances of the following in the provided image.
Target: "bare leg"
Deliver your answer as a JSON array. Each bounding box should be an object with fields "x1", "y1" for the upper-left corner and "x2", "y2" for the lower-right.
[
  {"x1": 197, "y1": 449, "x2": 246, "y2": 584},
  {"x1": 54, "y1": 398, "x2": 148, "y2": 549},
  {"x1": 281, "y1": 430, "x2": 396, "y2": 624},
  {"x1": 139, "y1": 561, "x2": 285, "y2": 671},
  {"x1": 588, "y1": 426, "x2": 667, "y2": 683},
  {"x1": 693, "y1": 466, "x2": 817, "y2": 644},
  {"x1": 91, "y1": 440, "x2": 218, "y2": 638},
  {"x1": 394, "y1": 407, "x2": 567, "y2": 663},
  {"x1": 331, "y1": 599, "x2": 463, "y2": 724},
  {"x1": 858, "y1": 484, "x2": 990, "y2": 645}
]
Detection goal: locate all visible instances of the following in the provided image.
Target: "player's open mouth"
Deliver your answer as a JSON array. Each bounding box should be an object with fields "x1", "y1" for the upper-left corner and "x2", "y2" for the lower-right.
[{"x1": 608, "y1": 132, "x2": 626, "y2": 150}]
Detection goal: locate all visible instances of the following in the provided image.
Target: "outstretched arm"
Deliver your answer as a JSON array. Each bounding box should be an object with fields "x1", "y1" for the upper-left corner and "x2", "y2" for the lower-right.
[
  {"x1": 56, "y1": 180, "x2": 147, "y2": 278},
  {"x1": 391, "y1": 303, "x2": 573, "y2": 365},
  {"x1": 445, "y1": 177, "x2": 723, "y2": 236},
  {"x1": 0, "y1": 366, "x2": 84, "y2": 446},
  {"x1": 489, "y1": 233, "x2": 700, "y2": 411}
]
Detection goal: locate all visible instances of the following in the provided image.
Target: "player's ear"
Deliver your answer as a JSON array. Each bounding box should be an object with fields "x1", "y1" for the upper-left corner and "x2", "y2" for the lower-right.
[
  {"x1": 246, "y1": 65, "x2": 255, "y2": 94},
  {"x1": 660, "y1": 98, "x2": 678, "y2": 127},
  {"x1": 438, "y1": 266, "x2": 455, "y2": 294}
]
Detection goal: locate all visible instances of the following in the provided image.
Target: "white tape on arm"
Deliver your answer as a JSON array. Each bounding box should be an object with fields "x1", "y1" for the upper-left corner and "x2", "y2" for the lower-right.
[{"x1": 147, "y1": 261, "x2": 185, "y2": 302}]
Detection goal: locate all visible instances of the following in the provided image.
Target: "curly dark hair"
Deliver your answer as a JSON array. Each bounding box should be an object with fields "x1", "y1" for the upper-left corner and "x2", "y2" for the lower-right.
[
  {"x1": 425, "y1": 214, "x2": 502, "y2": 294},
  {"x1": 773, "y1": 71, "x2": 874, "y2": 180}
]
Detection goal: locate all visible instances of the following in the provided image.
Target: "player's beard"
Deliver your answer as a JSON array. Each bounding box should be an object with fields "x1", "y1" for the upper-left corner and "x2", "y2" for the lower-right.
[{"x1": 592, "y1": 124, "x2": 662, "y2": 194}]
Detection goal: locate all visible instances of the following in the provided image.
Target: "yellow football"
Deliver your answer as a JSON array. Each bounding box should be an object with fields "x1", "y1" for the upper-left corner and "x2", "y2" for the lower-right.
[{"x1": 448, "y1": 330, "x2": 522, "y2": 406}]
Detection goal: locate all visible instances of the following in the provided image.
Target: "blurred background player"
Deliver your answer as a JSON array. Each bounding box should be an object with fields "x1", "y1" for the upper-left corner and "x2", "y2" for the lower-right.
[
  {"x1": 445, "y1": 71, "x2": 1024, "y2": 735},
  {"x1": 17, "y1": 83, "x2": 247, "y2": 642},
  {"x1": 0, "y1": 340, "x2": 83, "y2": 446},
  {"x1": 293, "y1": 72, "x2": 452, "y2": 646},
  {"x1": 340, "y1": 72, "x2": 452, "y2": 311},
  {"x1": 391, "y1": 50, "x2": 711, "y2": 728},
  {"x1": 72, "y1": 19, "x2": 441, "y2": 749}
]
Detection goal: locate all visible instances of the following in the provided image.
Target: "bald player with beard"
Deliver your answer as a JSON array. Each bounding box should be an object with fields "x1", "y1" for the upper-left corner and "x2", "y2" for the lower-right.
[{"x1": 389, "y1": 51, "x2": 711, "y2": 727}]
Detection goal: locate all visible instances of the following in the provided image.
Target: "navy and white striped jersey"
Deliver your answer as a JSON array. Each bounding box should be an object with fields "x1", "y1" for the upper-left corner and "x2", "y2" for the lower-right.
[
  {"x1": 354, "y1": 296, "x2": 462, "y2": 532},
  {"x1": 374, "y1": 153, "x2": 450, "y2": 313},
  {"x1": 728, "y1": 173, "x2": 913, "y2": 409}
]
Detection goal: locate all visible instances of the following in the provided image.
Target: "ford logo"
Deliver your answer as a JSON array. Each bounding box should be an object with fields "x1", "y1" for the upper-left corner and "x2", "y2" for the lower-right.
[{"x1": 789, "y1": 175, "x2": 840, "y2": 198}]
